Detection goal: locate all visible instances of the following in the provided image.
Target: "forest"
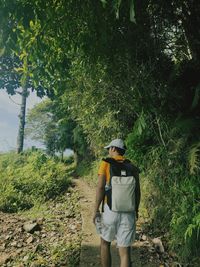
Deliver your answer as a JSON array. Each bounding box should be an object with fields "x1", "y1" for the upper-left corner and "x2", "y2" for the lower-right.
[{"x1": 0, "y1": 0, "x2": 200, "y2": 266}]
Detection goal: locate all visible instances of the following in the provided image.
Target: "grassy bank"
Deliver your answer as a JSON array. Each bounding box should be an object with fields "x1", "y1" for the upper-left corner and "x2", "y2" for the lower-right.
[{"x1": 0, "y1": 150, "x2": 73, "y2": 213}]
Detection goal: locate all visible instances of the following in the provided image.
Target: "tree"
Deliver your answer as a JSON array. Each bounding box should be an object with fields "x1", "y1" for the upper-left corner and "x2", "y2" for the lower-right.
[{"x1": 25, "y1": 98, "x2": 89, "y2": 159}]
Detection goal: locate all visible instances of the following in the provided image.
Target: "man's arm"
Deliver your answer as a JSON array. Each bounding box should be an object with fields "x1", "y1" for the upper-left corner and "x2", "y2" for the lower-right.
[{"x1": 93, "y1": 174, "x2": 106, "y2": 223}]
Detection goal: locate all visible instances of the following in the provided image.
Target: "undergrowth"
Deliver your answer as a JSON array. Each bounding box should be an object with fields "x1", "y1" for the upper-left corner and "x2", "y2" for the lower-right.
[{"x1": 0, "y1": 150, "x2": 72, "y2": 213}]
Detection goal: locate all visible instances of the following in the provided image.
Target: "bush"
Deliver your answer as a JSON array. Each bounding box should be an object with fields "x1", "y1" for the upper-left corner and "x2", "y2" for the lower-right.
[
  {"x1": 0, "y1": 151, "x2": 72, "y2": 213},
  {"x1": 126, "y1": 121, "x2": 200, "y2": 265}
]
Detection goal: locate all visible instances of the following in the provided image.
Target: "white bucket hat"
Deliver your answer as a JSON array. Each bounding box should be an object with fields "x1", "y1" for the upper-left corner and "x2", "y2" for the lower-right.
[{"x1": 104, "y1": 139, "x2": 126, "y2": 150}]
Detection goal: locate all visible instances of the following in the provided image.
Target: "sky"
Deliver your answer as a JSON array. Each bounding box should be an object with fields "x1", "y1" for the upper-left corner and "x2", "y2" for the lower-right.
[
  {"x1": 0, "y1": 89, "x2": 73, "y2": 155},
  {"x1": 0, "y1": 89, "x2": 43, "y2": 152}
]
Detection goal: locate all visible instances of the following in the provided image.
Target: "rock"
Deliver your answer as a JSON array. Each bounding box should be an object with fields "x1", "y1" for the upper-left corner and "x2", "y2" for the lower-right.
[
  {"x1": 141, "y1": 234, "x2": 147, "y2": 241},
  {"x1": 69, "y1": 224, "x2": 76, "y2": 231},
  {"x1": 23, "y1": 255, "x2": 29, "y2": 262},
  {"x1": 23, "y1": 222, "x2": 41, "y2": 234},
  {"x1": 16, "y1": 248, "x2": 23, "y2": 255},
  {"x1": 10, "y1": 241, "x2": 18, "y2": 247},
  {"x1": 152, "y1": 237, "x2": 165, "y2": 253},
  {"x1": 34, "y1": 231, "x2": 40, "y2": 235},
  {"x1": 26, "y1": 236, "x2": 34, "y2": 244}
]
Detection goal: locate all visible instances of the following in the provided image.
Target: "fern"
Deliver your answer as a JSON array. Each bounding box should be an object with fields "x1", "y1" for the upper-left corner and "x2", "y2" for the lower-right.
[
  {"x1": 185, "y1": 213, "x2": 200, "y2": 242},
  {"x1": 188, "y1": 142, "x2": 200, "y2": 175}
]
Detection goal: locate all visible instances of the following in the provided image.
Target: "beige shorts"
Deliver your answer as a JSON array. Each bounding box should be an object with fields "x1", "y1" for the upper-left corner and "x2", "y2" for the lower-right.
[{"x1": 100, "y1": 204, "x2": 136, "y2": 247}]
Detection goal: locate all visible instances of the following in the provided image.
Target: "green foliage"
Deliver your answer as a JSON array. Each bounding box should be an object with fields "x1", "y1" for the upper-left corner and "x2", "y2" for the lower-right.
[
  {"x1": 0, "y1": 151, "x2": 71, "y2": 212},
  {"x1": 51, "y1": 240, "x2": 81, "y2": 267},
  {"x1": 126, "y1": 116, "x2": 200, "y2": 263},
  {"x1": 25, "y1": 97, "x2": 90, "y2": 159},
  {"x1": 188, "y1": 142, "x2": 200, "y2": 175},
  {"x1": 77, "y1": 159, "x2": 100, "y2": 185}
]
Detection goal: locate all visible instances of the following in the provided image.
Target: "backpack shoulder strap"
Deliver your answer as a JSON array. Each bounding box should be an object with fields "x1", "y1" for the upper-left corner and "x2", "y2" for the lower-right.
[
  {"x1": 121, "y1": 159, "x2": 140, "y2": 175},
  {"x1": 102, "y1": 157, "x2": 117, "y2": 164},
  {"x1": 103, "y1": 158, "x2": 140, "y2": 172}
]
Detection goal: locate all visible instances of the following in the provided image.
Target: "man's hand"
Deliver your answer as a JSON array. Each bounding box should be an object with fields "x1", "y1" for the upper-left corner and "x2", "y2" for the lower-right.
[{"x1": 93, "y1": 211, "x2": 101, "y2": 224}]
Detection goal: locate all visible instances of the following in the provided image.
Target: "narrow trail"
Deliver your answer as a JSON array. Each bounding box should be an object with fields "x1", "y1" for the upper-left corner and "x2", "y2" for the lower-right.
[{"x1": 74, "y1": 178, "x2": 154, "y2": 267}]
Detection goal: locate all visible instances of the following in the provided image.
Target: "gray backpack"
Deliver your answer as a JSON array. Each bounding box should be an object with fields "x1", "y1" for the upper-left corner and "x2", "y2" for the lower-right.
[{"x1": 103, "y1": 158, "x2": 138, "y2": 212}]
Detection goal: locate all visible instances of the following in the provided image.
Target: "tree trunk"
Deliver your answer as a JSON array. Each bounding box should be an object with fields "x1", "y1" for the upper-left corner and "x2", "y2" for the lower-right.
[
  {"x1": 74, "y1": 151, "x2": 78, "y2": 166},
  {"x1": 181, "y1": 0, "x2": 200, "y2": 60},
  {"x1": 17, "y1": 85, "x2": 28, "y2": 153}
]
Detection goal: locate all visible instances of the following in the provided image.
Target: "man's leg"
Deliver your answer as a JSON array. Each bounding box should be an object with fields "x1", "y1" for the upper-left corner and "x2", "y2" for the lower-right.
[
  {"x1": 101, "y1": 238, "x2": 111, "y2": 267},
  {"x1": 118, "y1": 246, "x2": 131, "y2": 267}
]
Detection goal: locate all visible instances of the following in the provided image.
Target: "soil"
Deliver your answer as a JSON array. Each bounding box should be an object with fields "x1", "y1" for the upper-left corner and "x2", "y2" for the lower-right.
[{"x1": 0, "y1": 188, "x2": 82, "y2": 267}]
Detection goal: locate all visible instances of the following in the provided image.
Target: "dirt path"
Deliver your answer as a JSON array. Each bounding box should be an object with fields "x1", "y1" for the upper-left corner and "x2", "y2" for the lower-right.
[
  {"x1": 75, "y1": 178, "x2": 144, "y2": 267},
  {"x1": 74, "y1": 178, "x2": 179, "y2": 267}
]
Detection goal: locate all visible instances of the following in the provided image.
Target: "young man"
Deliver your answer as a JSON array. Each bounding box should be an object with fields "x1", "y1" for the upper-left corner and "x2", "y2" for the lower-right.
[{"x1": 93, "y1": 139, "x2": 141, "y2": 267}]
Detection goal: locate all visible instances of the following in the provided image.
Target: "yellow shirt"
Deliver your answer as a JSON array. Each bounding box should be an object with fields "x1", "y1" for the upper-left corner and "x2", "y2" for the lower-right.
[{"x1": 98, "y1": 155, "x2": 125, "y2": 184}]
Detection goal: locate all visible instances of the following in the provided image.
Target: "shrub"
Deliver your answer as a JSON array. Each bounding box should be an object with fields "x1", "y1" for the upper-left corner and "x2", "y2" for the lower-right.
[
  {"x1": 126, "y1": 119, "x2": 200, "y2": 264},
  {"x1": 0, "y1": 151, "x2": 72, "y2": 212}
]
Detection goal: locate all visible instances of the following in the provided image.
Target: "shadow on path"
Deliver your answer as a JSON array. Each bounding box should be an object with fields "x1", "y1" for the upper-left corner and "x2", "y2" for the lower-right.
[{"x1": 79, "y1": 243, "x2": 158, "y2": 267}]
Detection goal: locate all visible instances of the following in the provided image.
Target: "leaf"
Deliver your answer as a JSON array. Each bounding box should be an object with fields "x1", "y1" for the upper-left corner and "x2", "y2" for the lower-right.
[
  {"x1": 130, "y1": 0, "x2": 136, "y2": 23},
  {"x1": 14, "y1": 67, "x2": 24, "y2": 73},
  {"x1": 115, "y1": 0, "x2": 122, "y2": 19},
  {"x1": 132, "y1": 111, "x2": 146, "y2": 136},
  {"x1": 29, "y1": 20, "x2": 34, "y2": 28},
  {"x1": 188, "y1": 142, "x2": 200, "y2": 175},
  {"x1": 0, "y1": 47, "x2": 5, "y2": 57},
  {"x1": 185, "y1": 213, "x2": 200, "y2": 241}
]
